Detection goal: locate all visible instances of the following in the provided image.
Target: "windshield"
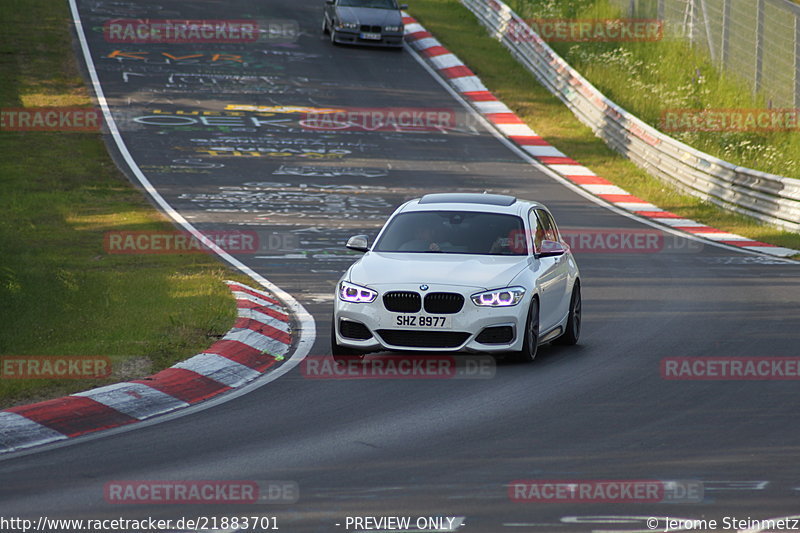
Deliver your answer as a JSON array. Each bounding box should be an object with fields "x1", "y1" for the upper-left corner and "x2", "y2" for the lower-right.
[
  {"x1": 338, "y1": 0, "x2": 398, "y2": 8},
  {"x1": 373, "y1": 211, "x2": 528, "y2": 255}
]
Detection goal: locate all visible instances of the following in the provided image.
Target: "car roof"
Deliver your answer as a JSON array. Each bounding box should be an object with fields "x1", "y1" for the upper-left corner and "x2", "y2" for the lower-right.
[{"x1": 401, "y1": 193, "x2": 545, "y2": 216}]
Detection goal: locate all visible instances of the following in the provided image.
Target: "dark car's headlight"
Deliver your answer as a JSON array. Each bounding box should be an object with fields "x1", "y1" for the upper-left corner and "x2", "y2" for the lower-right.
[
  {"x1": 339, "y1": 281, "x2": 378, "y2": 303},
  {"x1": 336, "y1": 21, "x2": 359, "y2": 30},
  {"x1": 471, "y1": 287, "x2": 526, "y2": 307},
  {"x1": 384, "y1": 25, "x2": 402, "y2": 32}
]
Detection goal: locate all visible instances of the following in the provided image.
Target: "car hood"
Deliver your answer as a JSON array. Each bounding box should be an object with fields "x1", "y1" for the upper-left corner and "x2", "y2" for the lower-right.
[
  {"x1": 335, "y1": 6, "x2": 402, "y2": 26},
  {"x1": 348, "y1": 252, "x2": 530, "y2": 290}
]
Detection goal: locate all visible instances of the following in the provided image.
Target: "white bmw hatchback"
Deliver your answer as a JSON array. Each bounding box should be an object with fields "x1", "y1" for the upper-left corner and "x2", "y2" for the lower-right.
[{"x1": 331, "y1": 193, "x2": 581, "y2": 362}]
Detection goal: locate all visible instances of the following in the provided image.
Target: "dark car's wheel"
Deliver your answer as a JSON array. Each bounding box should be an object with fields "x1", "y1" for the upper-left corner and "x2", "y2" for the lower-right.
[
  {"x1": 329, "y1": 27, "x2": 339, "y2": 45},
  {"x1": 511, "y1": 297, "x2": 539, "y2": 363},
  {"x1": 331, "y1": 318, "x2": 364, "y2": 364},
  {"x1": 321, "y1": 16, "x2": 328, "y2": 34},
  {"x1": 555, "y1": 282, "x2": 581, "y2": 346}
]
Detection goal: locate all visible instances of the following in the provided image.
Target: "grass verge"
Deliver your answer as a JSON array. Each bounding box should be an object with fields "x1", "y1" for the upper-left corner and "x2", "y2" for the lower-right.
[
  {"x1": 506, "y1": 0, "x2": 800, "y2": 180},
  {"x1": 407, "y1": 0, "x2": 800, "y2": 254},
  {"x1": 0, "y1": 0, "x2": 251, "y2": 408}
]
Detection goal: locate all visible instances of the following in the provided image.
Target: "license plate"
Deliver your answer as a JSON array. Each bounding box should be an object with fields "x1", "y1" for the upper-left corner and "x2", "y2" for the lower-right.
[
  {"x1": 394, "y1": 315, "x2": 450, "y2": 329},
  {"x1": 360, "y1": 32, "x2": 381, "y2": 40}
]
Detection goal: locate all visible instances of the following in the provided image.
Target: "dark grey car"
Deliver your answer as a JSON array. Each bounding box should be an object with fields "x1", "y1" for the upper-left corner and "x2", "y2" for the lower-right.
[{"x1": 322, "y1": 0, "x2": 407, "y2": 48}]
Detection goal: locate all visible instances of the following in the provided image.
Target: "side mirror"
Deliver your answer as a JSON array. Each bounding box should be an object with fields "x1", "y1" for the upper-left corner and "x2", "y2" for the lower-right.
[
  {"x1": 346, "y1": 235, "x2": 370, "y2": 252},
  {"x1": 537, "y1": 240, "x2": 566, "y2": 258},
  {"x1": 400, "y1": 3, "x2": 409, "y2": 8},
  {"x1": 326, "y1": 0, "x2": 335, "y2": 5}
]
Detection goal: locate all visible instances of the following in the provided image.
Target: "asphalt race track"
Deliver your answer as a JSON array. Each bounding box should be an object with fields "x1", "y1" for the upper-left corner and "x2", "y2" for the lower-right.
[{"x1": 2, "y1": 0, "x2": 800, "y2": 531}]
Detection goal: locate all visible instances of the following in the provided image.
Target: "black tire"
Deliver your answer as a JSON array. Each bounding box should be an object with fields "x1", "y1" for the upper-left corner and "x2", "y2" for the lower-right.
[
  {"x1": 331, "y1": 318, "x2": 364, "y2": 364},
  {"x1": 329, "y1": 27, "x2": 339, "y2": 45},
  {"x1": 555, "y1": 282, "x2": 581, "y2": 346},
  {"x1": 321, "y1": 17, "x2": 328, "y2": 34},
  {"x1": 511, "y1": 297, "x2": 539, "y2": 363}
]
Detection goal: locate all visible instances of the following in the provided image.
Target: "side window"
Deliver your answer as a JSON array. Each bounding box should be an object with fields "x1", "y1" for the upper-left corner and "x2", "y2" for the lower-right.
[
  {"x1": 540, "y1": 210, "x2": 560, "y2": 242},
  {"x1": 534, "y1": 209, "x2": 558, "y2": 244},
  {"x1": 528, "y1": 209, "x2": 544, "y2": 253}
]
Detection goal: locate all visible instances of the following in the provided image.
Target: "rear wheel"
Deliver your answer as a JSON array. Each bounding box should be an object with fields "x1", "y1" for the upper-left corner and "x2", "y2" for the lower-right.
[
  {"x1": 511, "y1": 297, "x2": 539, "y2": 363},
  {"x1": 555, "y1": 282, "x2": 581, "y2": 346},
  {"x1": 331, "y1": 318, "x2": 364, "y2": 364}
]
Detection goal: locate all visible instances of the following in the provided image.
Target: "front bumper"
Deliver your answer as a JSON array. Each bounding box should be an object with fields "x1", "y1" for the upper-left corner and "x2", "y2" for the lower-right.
[
  {"x1": 331, "y1": 28, "x2": 404, "y2": 47},
  {"x1": 333, "y1": 283, "x2": 529, "y2": 353}
]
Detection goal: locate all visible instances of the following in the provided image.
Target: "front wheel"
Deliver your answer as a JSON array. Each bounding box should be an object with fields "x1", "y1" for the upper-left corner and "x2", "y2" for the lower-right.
[
  {"x1": 555, "y1": 282, "x2": 581, "y2": 346},
  {"x1": 321, "y1": 16, "x2": 329, "y2": 34},
  {"x1": 511, "y1": 297, "x2": 539, "y2": 363},
  {"x1": 329, "y1": 27, "x2": 339, "y2": 45}
]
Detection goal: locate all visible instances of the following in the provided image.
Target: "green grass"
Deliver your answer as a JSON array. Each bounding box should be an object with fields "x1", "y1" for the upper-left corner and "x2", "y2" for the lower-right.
[
  {"x1": 0, "y1": 0, "x2": 251, "y2": 407},
  {"x1": 506, "y1": 0, "x2": 800, "y2": 180},
  {"x1": 407, "y1": 0, "x2": 800, "y2": 253}
]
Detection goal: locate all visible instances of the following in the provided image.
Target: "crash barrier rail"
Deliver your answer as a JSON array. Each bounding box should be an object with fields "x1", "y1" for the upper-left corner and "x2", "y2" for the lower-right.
[{"x1": 462, "y1": 0, "x2": 800, "y2": 233}]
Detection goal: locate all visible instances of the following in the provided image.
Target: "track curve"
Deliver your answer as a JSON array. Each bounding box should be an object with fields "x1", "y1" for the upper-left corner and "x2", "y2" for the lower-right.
[{"x1": 1, "y1": 1, "x2": 799, "y2": 532}]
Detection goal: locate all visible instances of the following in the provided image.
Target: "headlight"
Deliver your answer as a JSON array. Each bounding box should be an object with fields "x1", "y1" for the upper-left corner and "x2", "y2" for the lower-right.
[
  {"x1": 384, "y1": 25, "x2": 402, "y2": 32},
  {"x1": 337, "y1": 21, "x2": 359, "y2": 30},
  {"x1": 471, "y1": 287, "x2": 526, "y2": 307},
  {"x1": 339, "y1": 281, "x2": 378, "y2": 303}
]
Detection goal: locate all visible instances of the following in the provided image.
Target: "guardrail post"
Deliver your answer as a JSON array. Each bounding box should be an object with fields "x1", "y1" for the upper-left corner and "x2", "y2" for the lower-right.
[
  {"x1": 720, "y1": 0, "x2": 731, "y2": 69},
  {"x1": 795, "y1": 12, "x2": 800, "y2": 108},
  {"x1": 755, "y1": 0, "x2": 765, "y2": 95}
]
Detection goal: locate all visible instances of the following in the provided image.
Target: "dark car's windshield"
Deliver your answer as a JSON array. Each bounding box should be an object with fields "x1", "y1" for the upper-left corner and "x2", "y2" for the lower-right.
[
  {"x1": 338, "y1": 0, "x2": 398, "y2": 9},
  {"x1": 373, "y1": 211, "x2": 528, "y2": 255}
]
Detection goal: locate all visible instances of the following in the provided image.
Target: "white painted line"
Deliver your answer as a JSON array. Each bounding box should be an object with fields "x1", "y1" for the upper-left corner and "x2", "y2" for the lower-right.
[
  {"x1": 548, "y1": 164, "x2": 595, "y2": 176},
  {"x1": 230, "y1": 291, "x2": 287, "y2": 315},
  {"x1": 66, "y1": 0, "x2": 314, "y2": 377},
  {"x1": 494, "y1": 123, "x2": 536, "y2": 137},
  {"x1": 222, "y1": 328, "x2": 291, "y2": 355},
  {"x1": 472, "y1": 101, "x2": 511, "y2": 114},
  {"x1": 694, "y1": 232, "x2": 750, "y2": 241},
  {"x1": 614, "y1": 202, "x2": 663, "y2": 211},
  {"x1": 237, "y1": 308, "x2": 291, "y2": 334},
  {"x1": 409, "y1": 37, "x2": 440, "y2": 50},
  {"x1": 429, "y1": 53, "x2": 463, "y2": 70},
  {"x1": 173, "y1": 353, "x2": 260, "y2": 388},
  {"x1": 653, "y1": 218, "x2": 706, "y2": 228},
  {"x1": 521, "y1": 145, "x2": 566, "y2": 157},
  {"x1": 450, "y1": 76, "x2": 487, "y2": 93},
  {"x1": 0, "y1": 412, "x2": 67, "y2": 452},
  {"x1": 743, "y1": 246, "x2": 797, "y2": 257},
  {"x1": 580, "y1": 184, "x2": 628, "y2": 195},
  {"x1": 73, "y1": 382, "x2": 188, "y2": 420}
]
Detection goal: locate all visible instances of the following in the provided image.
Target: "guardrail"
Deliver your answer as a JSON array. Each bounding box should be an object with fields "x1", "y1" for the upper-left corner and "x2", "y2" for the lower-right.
[{"x1": 462, "y1": 0, "x2": 800, "y2": 233}]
